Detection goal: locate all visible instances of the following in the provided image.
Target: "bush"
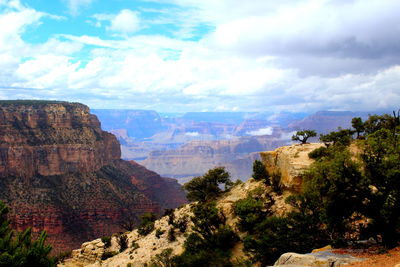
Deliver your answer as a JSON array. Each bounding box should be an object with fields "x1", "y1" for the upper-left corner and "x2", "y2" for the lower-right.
[
  {"x1": 252, "y1": 160, "x2": 269, "y2": 184},
  {"x1": 149, "y1": 248, "x2": 174, "y2": 267},
  {"x1": 164, "y1": 209, "x2": 175, "y2": 225},
  {"x1": 101, "y1": 236, "x2": 111, "y2": 248},
  {"x1": 118, "y1": 234, "x2": 128, "y2": 252},
  {"x1": 234, "y1": 197, "x2": 265, "y2": 232},
  {"x1": 167, "y1": 228, "x2": 176, "y2": 242},
  {"x1": 0, "y1": 201, "x2": 56, "y2": 267},
  {"x1": 155, "y1": 228, "x2": 165, "y2": 239},
  {"x1": 292, "y1": 130, "x2": 317, "y2": 144},
  {"x1": 54, "y1": 251, "x2": 72, "y2": 263},
  {"x1": 243, "y1": 214, "x2": 319, "y2": 265},
  {"x1": 172, "y1": 202, "x2": 239, "y2": 266},
  {"x1": 320, "y1": 129, "x2": 353, "y2": 147},
  {"x1": 271, "y1": 172, "x2": 282, "y2": 194},
  {"x1": 131, "y1": 241, "x2": 139, "y2": 250},
  {"x1": 308, "y1": 146, "x2": 329, "y2": 160},
  {"x1": 183, "y1": 167, "x2": 233, "y2": 202},
  {"x1": 138, "y1": 213, "x2": 157, "y2": 236},
  {"x1": 175, "y1": 216, "x2": 188, "y2": 233},
  {"x1": 101, "y1": 251, "x2": 118, "y2": 261}
]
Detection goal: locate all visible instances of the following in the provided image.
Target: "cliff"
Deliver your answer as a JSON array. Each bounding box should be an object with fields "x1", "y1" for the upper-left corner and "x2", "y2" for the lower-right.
[
  {"x1": 0, "y1": 101, "x2": 120, "y2": 177},
  {"x1": 260, "y1": 143, "x2": 324, "y2": 191},
  {"x1": 0, "y1": 101, "x2": 186, "y2": 253}
]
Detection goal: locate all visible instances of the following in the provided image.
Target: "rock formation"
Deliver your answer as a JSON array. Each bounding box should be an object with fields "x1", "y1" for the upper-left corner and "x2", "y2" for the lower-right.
[
  {"x1": 272, "y1": 251, "x2": 364, "y2": 267},
  {"x1": 141, "y1": 136, "x2": 288, "y2": 183},
  {"x1": 58, "y1": 142, "x2": 369, "y2": 267},
  {"x1": 260, "y1": 143, "x2": 324, "y2": 191},
  {"x1": 0, "y1": 101, "x2": 186, "y2": 253},
  {"x1": 59, "y1": 178, "x2": 293, "y2": 267}
]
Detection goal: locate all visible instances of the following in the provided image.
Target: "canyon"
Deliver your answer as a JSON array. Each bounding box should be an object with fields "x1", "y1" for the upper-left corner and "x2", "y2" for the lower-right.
[
  {"x1": 0, "y1": 101, "x2": 186, "y2": 253},
  {"x1": 92, "y1": 109, "x2": 373, "y2": 183},
  {"x1": 61, "y1": 143, "x2": 365, "y2": 267}
]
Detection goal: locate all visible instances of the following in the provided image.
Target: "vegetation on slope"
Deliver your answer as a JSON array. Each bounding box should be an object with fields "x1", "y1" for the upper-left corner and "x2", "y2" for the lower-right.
[
  {"x1": 0, "y1": 201, "x2": 55, "y2": 267},
  {"x1": 64, "y1": 111, "x2": 400, "y2": 267},
  {"x1": 173, "y1": 111, "x2": 400, "y2": 266},
  {"x1": 237, "y1": 111, "x2": 400, "y2": 265}
]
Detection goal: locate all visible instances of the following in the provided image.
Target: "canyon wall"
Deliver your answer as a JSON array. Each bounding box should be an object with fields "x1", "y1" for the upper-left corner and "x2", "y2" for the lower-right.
[
  {"x1": 0, "y1": 101, "x2": 186, "y2": 253},
  {"x1": 141, "y1": 136, "x2": 288, "y2": 183}
]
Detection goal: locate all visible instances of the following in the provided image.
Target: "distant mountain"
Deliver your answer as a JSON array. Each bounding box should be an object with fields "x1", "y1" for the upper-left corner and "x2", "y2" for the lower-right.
[
  {"x1": 289, "y1": 110, "x2": 372, "y2": 134},
  {"x1": 141, "y1": 134, "x2": 290, "y2": 183},
  {"x1": 92, "y1": 109, "x2": 166, "y2": 140},
  {"x1": 0, "y1": 101, "x2": 186, "y2": 253}
]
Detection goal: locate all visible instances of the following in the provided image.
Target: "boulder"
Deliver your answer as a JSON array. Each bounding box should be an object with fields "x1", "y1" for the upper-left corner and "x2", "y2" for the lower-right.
[{"x1": 272, "y1": 251, "x2": 364, "y2": 267}]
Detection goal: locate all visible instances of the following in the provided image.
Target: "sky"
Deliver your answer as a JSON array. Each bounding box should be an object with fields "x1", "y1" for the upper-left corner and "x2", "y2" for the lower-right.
[{"x1": 0, "y1": 0, "x2": 399, "y2": 112}]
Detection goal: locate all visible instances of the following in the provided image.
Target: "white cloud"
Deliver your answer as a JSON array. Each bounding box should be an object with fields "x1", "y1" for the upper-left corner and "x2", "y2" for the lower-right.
[
  {"x1": 65, "y1": 0, "x2": 95, "y2": 15},
  {"x1": 92, "y1": 9, "x2": 141, "y2": 35},
  {"x1": 0, "y1": 0, "x2": 399, "y2": 113},
  {"x1": 109, "y1": 9, "x2": 140, "y2": 34},
  {"x1": 185, "y1": 132, "x2": 199, "y2": 137},
  {"x1": 246, "y1": 127, "x2": 273, "y2": 136}
]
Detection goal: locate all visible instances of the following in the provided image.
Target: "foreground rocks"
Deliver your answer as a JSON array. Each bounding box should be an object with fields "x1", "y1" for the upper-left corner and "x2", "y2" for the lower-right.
[{"x1": 272, "y1": 250, "x2": 364, "y2": 267}]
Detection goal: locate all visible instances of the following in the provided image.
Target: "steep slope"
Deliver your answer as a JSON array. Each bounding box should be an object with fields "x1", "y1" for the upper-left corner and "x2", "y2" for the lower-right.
[
  {"x1": 0, "y1": 101, "x2": 186, "y2": 253},
  {"x1": 60, "y1": 144, "x2": 321, "y2": 267},
  {"x1": 60, "y1": 179, "x2": 293, "y2": 267}
]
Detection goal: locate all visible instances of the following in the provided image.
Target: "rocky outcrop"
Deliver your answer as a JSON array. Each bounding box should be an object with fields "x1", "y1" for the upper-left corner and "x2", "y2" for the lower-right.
[
  {"x1": 260, "y1": 143, "x2": 324, "y2": 191},
  {"x1": 272, "y1": 251, "x2": 364, "y2": 267},
  {"x1": 0, "y1": 101, "x2": 186, "y2": 253},
  {"x1": 59, "y1": 178, "x2": 292, "y2": 267}
]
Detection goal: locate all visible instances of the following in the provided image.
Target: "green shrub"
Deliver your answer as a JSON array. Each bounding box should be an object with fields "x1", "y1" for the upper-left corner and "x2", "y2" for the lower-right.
[
  {"x1": 101, "y1": 251, "x2": 118, "y2": 261},
  {"x1": 118, "y1": 234, "x2": 128, "y2": 252},
  {"x1": 131, "y1": 241, "x2": 139, "y2": 250},
  {"x1": 308, "y1": 146, "x2": 329, "y2": 160},
  {"x1": 175, "y1": 216, "x2": 188, "y2": 233},
  {"x1": 155, "y1": 228, "x2": 165, "y2": 239},
  {"x1": 292, "y1": 130, "x2": 317, "y2": 144},
  {"x1": 164, "y1": 209, "x2": 175, "y2": 225},
  {"x1": 167, "y1": 228, "x2": 176, "y2": 242},
  {"x1": 319, "y1": 129, "x2": 353, "y2": 147},
  {"x1": 183, "y1": 167, "x2": 233, "y2": 202},
  {"x1": 172, "y1": 202, "x2": 239, "y2": 266},
  {"x1": 243, "y1": 215, "x2": 310, "y2": 265},
  {"x1": 271, "y1": 172, "x2": 282, "y2": 194},
  {"x1": 234, "y1": 197, "x2": 265, "y2": 232},
  {"x1": 252, "y1": 160, "x2": 270, "y2": 184},
  {"x1": 54, "y1": 251, "x2": 72, "y2": 263},
  {"x1": 138, "y1": 213, "x2": 157, "y2": 236},
  {"x1": 101, "y1": 236, "x2": 111, "y2": 248},
  {"x1": 149, "y1": 248, "x2": 174, "y2": 267},
  {"x1": 0, "y1": 201, "x2": 56, "y2": 267}
]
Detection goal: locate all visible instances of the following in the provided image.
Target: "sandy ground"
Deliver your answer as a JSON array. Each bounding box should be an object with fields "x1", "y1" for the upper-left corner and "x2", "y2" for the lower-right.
[{"x1": 340, "y1": 247, "x2": 400, "y2": 267}]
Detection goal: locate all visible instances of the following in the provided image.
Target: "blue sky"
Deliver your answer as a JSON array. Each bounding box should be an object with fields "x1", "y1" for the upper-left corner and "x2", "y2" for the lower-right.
[{"x1": 0, "y1": 0, "x2": 399, "y2": 112}]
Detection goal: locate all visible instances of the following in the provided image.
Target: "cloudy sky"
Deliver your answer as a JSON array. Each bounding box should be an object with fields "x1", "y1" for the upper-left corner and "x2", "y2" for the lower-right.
[{"x1": 0, "y1": 0, "x2": 399, "y2": 112}]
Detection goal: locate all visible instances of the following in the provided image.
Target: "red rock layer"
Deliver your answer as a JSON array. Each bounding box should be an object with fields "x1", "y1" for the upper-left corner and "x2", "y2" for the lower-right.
[{"x1": 0, "y1": 101, "x2": 186, "y2": 253}]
